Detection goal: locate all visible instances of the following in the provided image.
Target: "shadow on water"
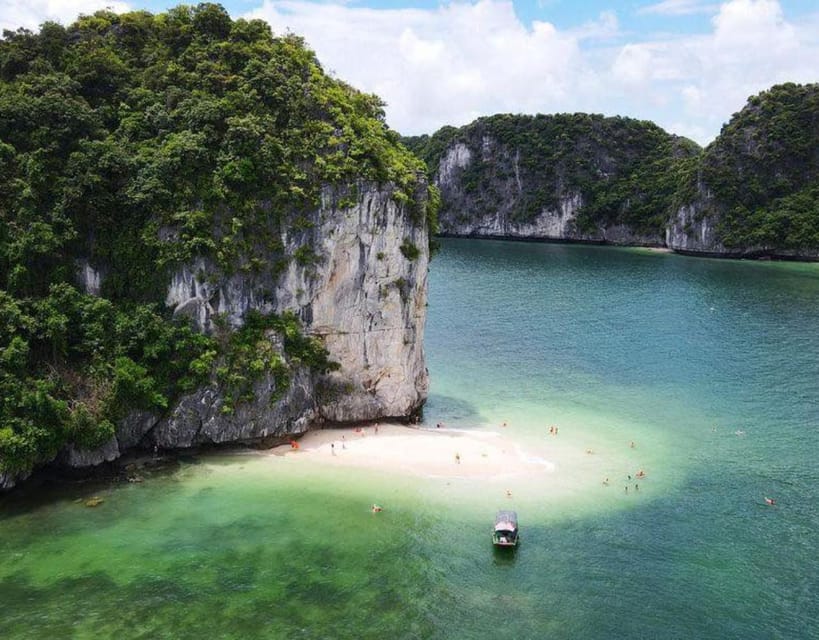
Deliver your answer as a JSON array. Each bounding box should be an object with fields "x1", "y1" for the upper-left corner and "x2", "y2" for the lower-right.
[
  {"x1": 0, "y1": 457, "x2": 184, "y2": 519},
  {"x1": 421, "y1": 392, "x2": 487, "y2": 428},
  {"x1": 491, "y1": 546, "x2": 518, "y2": 567}
]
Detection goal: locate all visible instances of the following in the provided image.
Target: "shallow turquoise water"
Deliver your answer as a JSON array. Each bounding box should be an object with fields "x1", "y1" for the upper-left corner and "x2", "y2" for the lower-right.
[{"x1": 2, "y1": 238, "x2": 818, "y2": 639}]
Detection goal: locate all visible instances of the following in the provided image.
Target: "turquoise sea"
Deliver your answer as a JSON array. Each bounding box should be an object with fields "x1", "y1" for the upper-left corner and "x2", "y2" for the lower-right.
[{"x1": 2, "y1": 238, "x2": 818, "y2": 639}]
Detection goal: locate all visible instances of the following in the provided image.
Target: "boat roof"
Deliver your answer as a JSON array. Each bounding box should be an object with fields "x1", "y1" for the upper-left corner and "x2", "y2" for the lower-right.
[{"x1": 494, "y1": 510, "x2": 518, "y2": 529}]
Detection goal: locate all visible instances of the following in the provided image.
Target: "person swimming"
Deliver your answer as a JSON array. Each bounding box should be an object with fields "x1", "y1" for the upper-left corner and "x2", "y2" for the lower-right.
[
  {"x1": 764, "y1": 497, "x2": 776, "y2": 506},
  {"x1": 372, "y1": 504, "x2": 383, "y2": 513}
]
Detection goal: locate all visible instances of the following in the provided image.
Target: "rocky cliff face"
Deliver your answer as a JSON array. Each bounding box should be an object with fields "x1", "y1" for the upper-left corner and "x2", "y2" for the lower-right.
[
  {"x1": 434, "y1": 139, "x2": 664, "y2": 246},
  {"x1": 406, "y1": 114, "x2": 693, "y2": 248},
  {"x1": 414, "y1": 85, "x2": 819, "y2": 259},
  {"x1": 668, "y1": 83, "x2": 819, "y2": 259},
  {"x1": 163, "y1": 182, "x2": 429, "y2": 425},
  {"x1": 32, "y1": 181, "x2": 429, "y2": 483},
  {"x1": 664, "y1": 178, "x2": 730, "y2": 255}
]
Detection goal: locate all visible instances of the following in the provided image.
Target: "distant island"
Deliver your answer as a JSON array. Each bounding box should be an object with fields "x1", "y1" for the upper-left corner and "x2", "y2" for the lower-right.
[{"x1": 404, "y1": 82, "x2": 819, "y2": 260}]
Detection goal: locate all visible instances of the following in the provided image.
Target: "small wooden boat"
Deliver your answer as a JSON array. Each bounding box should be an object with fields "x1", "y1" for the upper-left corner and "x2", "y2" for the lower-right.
[{"x1": 492, "y1": 510, "x2": 519, "y2": 547}]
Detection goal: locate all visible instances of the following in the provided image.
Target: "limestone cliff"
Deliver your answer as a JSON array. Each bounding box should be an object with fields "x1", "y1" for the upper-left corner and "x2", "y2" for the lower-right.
[
  {"x1": 668, "y1": 83, "x2": 819, "y2": 259},
  {"x1": 0, "y1": 6, "x2": 433, "y2": 490},
  {"x1": 162, "y1": 183, "x2": 429, "y2": 430},
  {"x1": 405, "y1": 114, "x2": 697, "y2": 246},
  {"x1": 409, "y1": 84, "x2": 819, "y2": 260},
  {"x1": 47, "y1": 181, "x2": 430, "y2": 478}
]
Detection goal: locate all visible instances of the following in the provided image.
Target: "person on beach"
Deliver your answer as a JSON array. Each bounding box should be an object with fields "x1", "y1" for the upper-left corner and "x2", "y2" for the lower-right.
[
  {"x1": 331, "y1": 443, "x2": 335, "y2": 456},
  {"x1": 342, "y1": 436, "x2": 346, "y2": 449},
  {"x1": 455, "y1": 453, "x2": 461, "y2": 464},
  {"x1": 549, "y1": 426, "x2": 554, "y2": 435},
  {"x1": 603, "y1": 478, "x2": 609, "y2": 486},
  {"x1": 630, "y1": 441, "x2": 635, "y2": 449}
]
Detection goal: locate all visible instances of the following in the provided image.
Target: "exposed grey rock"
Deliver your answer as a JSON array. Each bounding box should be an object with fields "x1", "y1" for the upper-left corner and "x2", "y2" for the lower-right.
[
  {"x1": 667, "y1": 184, "x2": 819, "y2": 259},
  {"x1": 75, "y1": 259, "x2": 105, "y2": 296},
  {"x1": 152, "y1": 367, "x2": 316, "y2": 448},
  {"x1": 117, "y1": 411, "x2": 160, "y2": 450},
  {"x1": 0, "y1": 470, "x2": 26, "y2": 490},
  {"x1": 43, "y1": 180, "x2": 429, "y2": 477},
  {"x1": 58, "y1": 437, "x2": 120, "y2": 468},
  {"x1": 434, "y1": 134, "x2": 665, "y2": 247},
  {"x1": 165, "y1": 181, "x2": 429, "y2": 425}
]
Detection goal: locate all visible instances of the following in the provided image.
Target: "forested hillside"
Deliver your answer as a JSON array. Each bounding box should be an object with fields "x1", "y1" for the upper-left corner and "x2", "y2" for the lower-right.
[
  {"x1": 0, "y1": 4, "x2": 432, "y2": 479},
  {"x1": 676, "y1": 82, "x2": 819, "y2": 251},
  {"x1": 405, "y1": 113, "x2": 699, "y2": 238},
  {"x1": 409, "y1": 83, "x2": 819, "y2": 257}
]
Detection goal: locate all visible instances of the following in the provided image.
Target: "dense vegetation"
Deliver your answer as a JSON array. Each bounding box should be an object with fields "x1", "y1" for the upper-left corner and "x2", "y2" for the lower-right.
[
  {"x1": 407, "y1": 84, "x2": 819, "y2": 252},
  {"x1": 686, "y1": 82, "x2": 819, "y2": 249},
  {"x1": 0, "y1": 4, "x2": 425, "y2": 477},
  {"x1": 405, "y1": 114, "x2": 699, "y2": 235}
]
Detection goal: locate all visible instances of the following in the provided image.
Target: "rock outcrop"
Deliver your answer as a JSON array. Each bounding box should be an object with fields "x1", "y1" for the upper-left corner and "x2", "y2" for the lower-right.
[
  {"x1": 405, "y1": 114, "x2": 694, "y2": 248},
  {"x1": 123, "y1": 182, "x2": 427, "y2": 455},
  {"x1": 0, "y1": 6, "x2": 433, "y2": 491},
  {"x1": 411, "y1": 84, "x2": 819, "y2": 260},
  {"x1": 668, "y1": 83, "x2": 819, "y2": 259}
]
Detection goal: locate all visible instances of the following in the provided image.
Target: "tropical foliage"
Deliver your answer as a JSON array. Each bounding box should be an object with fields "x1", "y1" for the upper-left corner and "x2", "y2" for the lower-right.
[
  {"x1": 407, "y1": 83, "x2": 819, "y2": 251},
  {"x1": 693, "y1": 83, "x2": 819, "y2": 249},
  {"x1": 0, "y1": 3, "x2": 422, "y2": 475},
  {"x1": 404, "y1": 113, "x2": 700, "y2": 235}
]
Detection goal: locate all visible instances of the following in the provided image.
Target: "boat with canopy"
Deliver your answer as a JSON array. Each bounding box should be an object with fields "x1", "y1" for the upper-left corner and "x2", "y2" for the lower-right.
[{"x1": 492, "y1": 510, "x2": 519, "y2": 547}]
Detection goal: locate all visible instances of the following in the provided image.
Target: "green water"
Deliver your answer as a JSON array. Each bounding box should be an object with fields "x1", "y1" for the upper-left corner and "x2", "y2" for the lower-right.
[{"x1": 2, "y1": 238, "x2": 819, "y2": 639}]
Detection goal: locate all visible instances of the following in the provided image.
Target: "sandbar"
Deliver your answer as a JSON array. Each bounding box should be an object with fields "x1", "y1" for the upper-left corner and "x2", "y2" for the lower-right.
[{"x1": 274, "y1": 422, "x2": 557, "y2": 480}]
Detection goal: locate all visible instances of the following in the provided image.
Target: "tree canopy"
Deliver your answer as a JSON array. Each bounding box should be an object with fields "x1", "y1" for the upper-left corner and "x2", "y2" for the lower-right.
[
  {"x1": 0, "y1": 3, "x2": 423, "y2": 477},
  {"x1": 692, "y1": 83, "x2": 819, "y2": 250},
  {"x1": 404, "y1": 113, "x2": 699, "y2": 236}
]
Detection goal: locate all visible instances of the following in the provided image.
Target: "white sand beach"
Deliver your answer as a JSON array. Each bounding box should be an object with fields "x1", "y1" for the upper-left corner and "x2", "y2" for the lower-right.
[
  {"x1": 261, "y1": 421, "x2": 654, "y2": 511},
  {"x1": 275, "y1": 422, "x2": 556, "y2": 480}
]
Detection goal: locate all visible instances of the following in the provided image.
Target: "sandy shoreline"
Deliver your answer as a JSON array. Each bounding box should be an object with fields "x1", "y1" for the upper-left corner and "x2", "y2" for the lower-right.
[{"x1": 270, "y1": 422, "x2": 559, "y2": 480}]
